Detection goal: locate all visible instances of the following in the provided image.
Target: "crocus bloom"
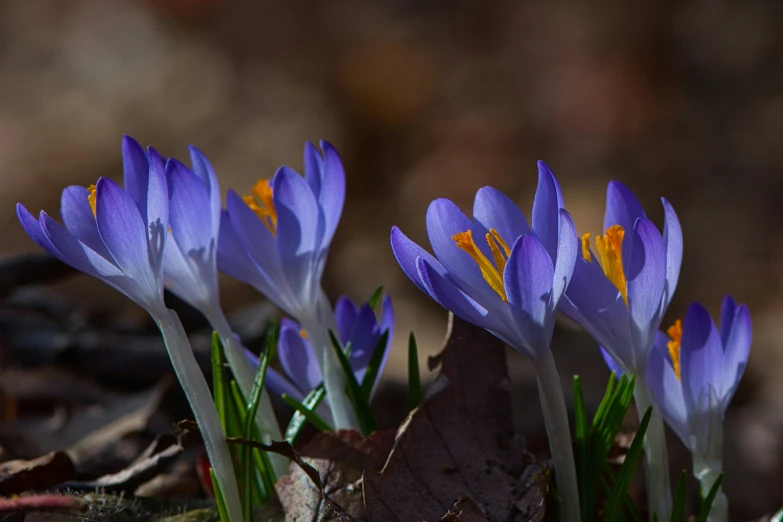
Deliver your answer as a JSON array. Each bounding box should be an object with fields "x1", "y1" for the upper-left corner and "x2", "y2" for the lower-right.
[
  {"x1": 218, "y1": 141, "x2": 357, "y2": 430},
  {"x1": 390, "y1": 162, "x2": 581, "y2": 522},
  {"x1": 646, "y1": 297, "x2": 751, "y2": 522},
  {"x1": 561, "y1": 181, "x2": 682, "y2": 520},
  {"x1": 262, "y1": 294, "x2": 394, "y2": 408},
  {"x1": 140, "y1": 141, "x2": 284, "y2": 474},
  {"x1": 17, "y1": 136, "x2": 243, "y2": 522}
]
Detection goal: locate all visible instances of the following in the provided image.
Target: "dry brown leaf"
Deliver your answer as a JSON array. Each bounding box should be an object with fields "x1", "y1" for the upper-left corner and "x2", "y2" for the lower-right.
[
  {"x1": 0, "y1": 451, "x2": 75, "y2": 495},
  {"x1": 362, "y1": 315, "x2": 548, "y2": 522}
]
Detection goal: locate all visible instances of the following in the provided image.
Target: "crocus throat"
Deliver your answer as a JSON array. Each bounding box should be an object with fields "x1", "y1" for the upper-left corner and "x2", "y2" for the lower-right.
[
  {"x1": 87, "y1": 184, "x2": 97, "y2": 218},
  {"x1": 667, "y1": 319, "x2": 682, "y2": 380},
  {"x1": 581, "y1": 225, "x2": 627, "y2": 306},
  {"x1": 452, "y1": 228, "x2": 510, "y2": 302},
  {"x1": 243, "y1": 179, "x2": 277, "y2": 236}
]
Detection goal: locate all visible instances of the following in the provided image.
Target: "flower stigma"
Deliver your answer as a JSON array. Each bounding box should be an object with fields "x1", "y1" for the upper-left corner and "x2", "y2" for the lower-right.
[
  {"x1": 243, "y1": 179, "x2": 277, "y2": 236},
  {"x1": 666, "y1": 319, "x2": 683, "y2": 380},
  {"x1": 87, "y1": 184, "x2": 97, "y2": 218},
  {"x1": 581, "y1": 225, "x2": 627, "y2": 306},
  {"x1": 452, "y1": 228, "x2": 510, "y2": 302}
]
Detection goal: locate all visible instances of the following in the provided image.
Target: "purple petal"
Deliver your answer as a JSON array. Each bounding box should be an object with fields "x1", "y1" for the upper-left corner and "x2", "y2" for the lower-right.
[
  {"x1": 390, "y1": 226, "x2": 444, "y2": 296},
  {"x1": 122, "y1": 136, "x2": 149, "y2": 218},
  {"x1": 167, "y1": 159, "x2": 213, "y2": 256},
  {"x1": 60, "y1": 186, "x2": 111, "y2": 259},
  {"x1": 552, "y1": 209, "x2": 578, "y2": 305},
  {"x1": 503, "y1": 234, "x2": 555, "y2": 356},
  {"x1": 303, "y1": 141, "x2": 324, "y2": 196},
  {"x1": 600, "y1": 346, "x2": 626, "y2": 376},
  {"x1": 532, "y1": 161, "x2": 564, "y2": 263},
  {"x1": 379, "y1": 294, "x2": 395, "y2": 344},
  {"x1": 273, "y1": 167, "x2": 322, "y2": 296},
  {"x1": 145, "y1": 148, "x2": 168, "y2": 272},
  {"x1": 278, "y1": 318, "x2": 323, "y2": 393},
  {"x1": 189, "y1": 146, "x2": 222, "y2": 241},
  {"x1": 626, "y1": 218, "x2": 666, "y2": 366},
  {"x1": 39, "y1": 211, "x2": 124, "y2": 281},
  {"x1": 225, "y1": 190, "x2": 283, "y2": 294},
  {"x1": 604, "y1": 181, "x2": 646, "y2": 263},
  {"x1": 346, "y1": 304, "x2": 380, "y2": 369},
  {"x1": 719, "y1": 303, "x2": 751, "y2": 411},
  {"x1": 217, "y1": 209, "x2": 270, "y2": 292},
  {"x1": 417, "y1": 257, "x2": 505, "y2": 334},
  {"x1": 719, "y1": 295, "x2": 738, "y2": 347},
  {"x1": 660, "y1": 198, "x2": 682, "y2": 314},
  {"x1": 314, "y1": 141, "x2": 345, "y2": 249},
  {"x1": 426, "y1": 198, "x2": 500, "y2": 306},
  {"x1": 265, "y1": 367, "x2": 306, "y2": 402},
  {"x1": 680, "y1": 302, "x2": 724, "y2": 413},
  {"x1": 472, "y1": 186, "x2": 530, "y2": 249},
  {"x1": 646, "y1": 342, "x2": 689, "y2": 445},
  {"x1": 334, "y1": 296, "x2": 359, "y2": 344},
  {"x1": 561, "y1": 256, "x2": 633, "y2": 366},
  {"x1": 95, "y1": 178, "x2": 152, "y2": 281},
  {"x1": 18, "y1": 205, "x2": 62, "y2": 259}
]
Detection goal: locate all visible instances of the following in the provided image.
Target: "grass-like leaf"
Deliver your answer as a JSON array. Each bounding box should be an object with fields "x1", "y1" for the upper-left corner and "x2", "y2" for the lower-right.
[
  {"x1": 210, "y1": 468, "x2": 230, "y2": 522},
  {"x1": 603, "y1": 406, "x2": 652, "y2": 522},
  {"x1": 211, "y1": 332, "x2": 229, "y2": 433},
  {"x1": 328, "y1": 329, "x2": 378, "y2": 435},
  {"x1": 573, "y1": 376, "x2": 595, "y2": 522},
  {"x1": 368, "y1": 285, "x2": 384, "y2": 310},
  {"x1": 696, "y1": 473, "x2": 725, "y2": 522},
  {"x1": 360, "y1": 330, "x2": 390, "y2": 400},
  {"x1": 408, "y1": 332, "x2": 421, "y2": 410},
  {"x1": 284, "y1": 384, "x2": 328, "y2": 444},
  {"x1": 282, "y1": 392, "x2": 333, "y2": 434},
  {"x1": 670, "y1": 470, "x2": 688, "y2": 522},
  {"x1": 241, "y1": 323, "x2": 277, "y2": 521}
]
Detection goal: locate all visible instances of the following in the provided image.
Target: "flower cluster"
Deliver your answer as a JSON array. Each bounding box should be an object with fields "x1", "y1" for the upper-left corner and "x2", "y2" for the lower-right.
[
  {"x1": 392, "y1": 165, "x2": 750, "y2": 522},
  {"x1": 17, "y1": 135, "x2": 751, "y2": 522}
]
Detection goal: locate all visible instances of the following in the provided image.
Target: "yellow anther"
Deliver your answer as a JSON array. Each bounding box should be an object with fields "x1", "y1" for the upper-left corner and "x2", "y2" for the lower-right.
[
  {"x1": 452, "y1": 228, "x2": 509, "y2": 302},
  {"x1": 592, "y1": 224, "x2": 628, "y2": 306},
  {"x1": 87, "y1": 184, "x2": 97, "y2": 218},
  {"x1": 666, "y1": 319, "x2": 683, "y2": 381},
  {"x1": 243, "y1": 179, "x2": 277, "y2": 236},
  {"x1": 299, "y1": 328, "x2": 308, "y2": 339},
  {"x1": 581, "y1": 233, "x2": 592, "y2": 262}
]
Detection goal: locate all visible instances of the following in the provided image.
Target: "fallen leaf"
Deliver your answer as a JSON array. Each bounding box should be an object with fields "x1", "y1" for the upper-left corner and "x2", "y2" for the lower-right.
[
  {"x1": 56, "y1": 436, "x2": 183, "y2": 493},
  {"x1": 0, "y1": 451, "x2": 75, "y2": 495},
  {"x1": 363, "y1": 315, "x2": 548, "y2": 522}
]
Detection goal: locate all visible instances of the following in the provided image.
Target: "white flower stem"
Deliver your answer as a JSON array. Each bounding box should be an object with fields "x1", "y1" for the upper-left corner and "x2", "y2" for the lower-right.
[
  {"x1": 300, "y1": 293, "x2": 360, "y2": 431},
  {"x1": 634, "y1": 379, "x2": 672, "y2": 522},
  {"x1": 692, "y1": 396, "x2": 727, "y2": 522},
  {"x1": 205, "y1": 306, "x2": 289, "y2": 478},
  {"x1": 153, "y1": 308, "x2": 242, "y2": 522},
  {"x1": 534, "y1": 350, "x2": 581, "y2": 522}
]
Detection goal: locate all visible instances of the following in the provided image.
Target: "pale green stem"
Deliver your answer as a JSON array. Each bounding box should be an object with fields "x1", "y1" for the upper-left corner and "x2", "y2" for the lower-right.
[
  {"x1": 534, "y1": 350, "x2": 581, "y2": 522},
  {"x1": 691, "y1": 389, "x2": 727, "y2": 522},
  {"x1": 634, "y1": 378, "x2": 672, "y2": 521},
  {"x1": 299, "y1": 293, "x2": 360, "y2": 431},
  {"x1": 204, "y1": 306, "x2": 289, "y2": 478},
  {"x1": 153, "y1": 308, "x2": 242, "y2": 522}
]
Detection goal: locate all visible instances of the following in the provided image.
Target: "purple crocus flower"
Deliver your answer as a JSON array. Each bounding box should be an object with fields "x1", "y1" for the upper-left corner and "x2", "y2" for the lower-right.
[
  {"x1": 17, "y1": 137, "x2": 168, "y2": 315},
  {"x1": 646, "y1": 297, "x2": 751, "y2": 522},
  {"x1": 262, "y1": 294, "x2": 394, "y2": 408},
  {"x1": 561, "y1": 181, "x2": 682, "y2": 520},
  {"x1": 218, "y1": 141, "x2": 358, "y2": 430},
  {"x1": 16, "y1": 136, "x2": 243, "y2": 521},
  {"x1": 390, "y1": 162, "x2": 577, "y2": 362},
  {"x1": 218, "y1": 141, "x2": 344, "y2": 319},
  {"x1": 390, "y1": 162, "x2": 581, "y2": 522}
]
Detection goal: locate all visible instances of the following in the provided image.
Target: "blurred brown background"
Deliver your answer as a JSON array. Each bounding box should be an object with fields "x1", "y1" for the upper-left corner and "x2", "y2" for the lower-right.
[{"x1": 1, "y1": 0, "x2": 782, "y2": 518}]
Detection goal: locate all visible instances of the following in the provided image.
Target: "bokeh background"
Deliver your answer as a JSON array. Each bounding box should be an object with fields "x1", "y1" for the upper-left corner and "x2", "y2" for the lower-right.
[{"x1": 1, "y1": 0, "x2": 782, "y2": 518}]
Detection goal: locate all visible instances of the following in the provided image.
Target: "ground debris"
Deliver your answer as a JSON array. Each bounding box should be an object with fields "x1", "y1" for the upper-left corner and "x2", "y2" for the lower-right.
[
  {"x1": 0, "y1": 451, "x2": 75, "y2": 495},
  {"x1": 362, "y1": 315, "x2": 547, "y2": 522}
]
